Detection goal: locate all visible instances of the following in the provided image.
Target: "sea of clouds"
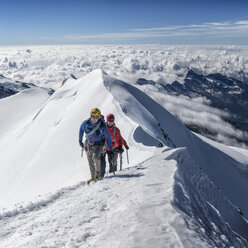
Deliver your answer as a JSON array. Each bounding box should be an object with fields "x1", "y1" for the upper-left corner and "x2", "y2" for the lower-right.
[
  {"x1": 0, "y1": 45, "x2": 248, "y2": 148},
  {"x1": 138, "y1": 85, "x2": 248, "y2": 148}
]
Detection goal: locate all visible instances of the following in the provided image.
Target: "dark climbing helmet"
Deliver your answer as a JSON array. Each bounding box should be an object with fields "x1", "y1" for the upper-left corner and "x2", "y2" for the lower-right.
[{"x1": 107, "y1": 114, "x2": 115, "y2": 121}]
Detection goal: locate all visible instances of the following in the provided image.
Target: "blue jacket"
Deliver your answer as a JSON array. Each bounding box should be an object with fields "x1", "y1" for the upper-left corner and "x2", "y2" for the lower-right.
[{"x1": 79, "y1": 117, "x2": 113, "y2": 152}]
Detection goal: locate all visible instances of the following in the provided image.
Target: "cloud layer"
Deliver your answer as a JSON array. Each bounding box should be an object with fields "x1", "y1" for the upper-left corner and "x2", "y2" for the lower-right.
[
  {"x1": 139, "y1": 86, "x2": 248, "y2": 148},
  {"x1": 1, "y1": 44, "x2": 247, "y2": 89}
]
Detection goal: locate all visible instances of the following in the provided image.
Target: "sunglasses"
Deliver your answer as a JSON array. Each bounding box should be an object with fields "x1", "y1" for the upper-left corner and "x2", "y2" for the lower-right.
[
  {"x1": 91, "y1": 115, "x2": 99, "y2": 119},
  {"x1": 107, "y1": 120, "x2": 114, "y2": 123}
]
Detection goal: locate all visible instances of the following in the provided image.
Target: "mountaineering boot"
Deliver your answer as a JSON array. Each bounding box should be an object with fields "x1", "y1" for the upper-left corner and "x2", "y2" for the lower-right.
[
  {"x1": 95, "y1": 172, "x2": 102, "y2": 181},
  {"x1": 87, "y1": 178, "x2": 96, "y2": 185}
]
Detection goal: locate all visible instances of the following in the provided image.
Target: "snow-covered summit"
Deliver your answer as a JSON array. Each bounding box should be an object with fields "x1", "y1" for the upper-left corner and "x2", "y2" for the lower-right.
[
  {"x1": 0, "y1": 69, "x2": 154, "y2": 209},
  {"x1": 1, "y1": 69, "x2": 248, "y2": 246}
]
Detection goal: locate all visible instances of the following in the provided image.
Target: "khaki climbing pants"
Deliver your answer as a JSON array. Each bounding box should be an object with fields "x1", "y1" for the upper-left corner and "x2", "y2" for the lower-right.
[{"x1": 86, "y1": 143, "x2": 104, "y2": 180}]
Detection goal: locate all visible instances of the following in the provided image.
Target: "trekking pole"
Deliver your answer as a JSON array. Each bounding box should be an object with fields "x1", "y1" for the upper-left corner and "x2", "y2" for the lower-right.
[
  {"x1": 120, "y1": 153, "x2": 123, "y2": 171},
  {"x1": 126, "y1": 150, "x2": 129, "y2": 164},
  {"x1": 113, "y1": 158, "x2": 116, "y2": 175},
  {"x1": 110, "y1": 154, "x2": 115, "y2": 175},
  {"x1": 111, "y1": 160, "x2": 115, "y2": 175},
  {"x1": 81, "y1": 148, "x2": 84, "y2": 158}
]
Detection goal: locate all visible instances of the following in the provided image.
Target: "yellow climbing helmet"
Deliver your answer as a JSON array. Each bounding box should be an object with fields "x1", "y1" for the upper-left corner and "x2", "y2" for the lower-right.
[{"x1": 90, "y1": 107, "x2": 101, "y2": 117}]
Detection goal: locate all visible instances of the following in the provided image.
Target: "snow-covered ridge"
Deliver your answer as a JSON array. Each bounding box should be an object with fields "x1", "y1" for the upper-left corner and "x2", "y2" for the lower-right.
[
  {"x1": 1, "y1": 69, "x2": 248, "y2": 246},
  {"x1": 102, "y1": 71, "x2": 248, "y2": 216},
  {"x1": 169, "y1": 147, "x2": 248, "y2": 246},
  {"x1": 0, "y1": 146, "x2": 247, "y2": 247},
  {"x1": 0, "y1": 69, "x2": 154, "y2": 209}
]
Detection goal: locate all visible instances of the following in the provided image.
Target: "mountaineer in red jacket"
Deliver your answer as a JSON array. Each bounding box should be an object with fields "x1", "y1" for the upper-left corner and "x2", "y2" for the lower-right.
[{"x1": 106, "y1": 113, "x2": 129, "y2": 173}]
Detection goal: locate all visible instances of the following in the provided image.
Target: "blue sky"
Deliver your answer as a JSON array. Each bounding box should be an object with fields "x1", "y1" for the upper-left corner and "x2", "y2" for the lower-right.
[{"x1": 0, "y1": 0, "x2": 248, "y2": 45}]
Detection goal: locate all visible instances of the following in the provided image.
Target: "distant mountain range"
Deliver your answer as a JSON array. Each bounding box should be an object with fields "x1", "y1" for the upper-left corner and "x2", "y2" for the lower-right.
[
  {"x1": 137, "y1": 69, "x2": 248, "y2": 146},
  {"x1": 0, "y1": 74, "x2": 54, "y2": 98}
]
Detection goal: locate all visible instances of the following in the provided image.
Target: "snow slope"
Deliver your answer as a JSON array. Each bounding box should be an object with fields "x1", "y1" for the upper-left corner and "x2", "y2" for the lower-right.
[
  {"x1": 103, "y1": 73, "x2": 248, "y2": 220},
  {"x1": 0, "y1": 69, "x2": 154, "y2": 209},
  {"x1": 0, "y1": 69, "x2": 248, "y2": 247},
  {"x1": 102, "y1": 72, "x2": 248, "y2": 240},
  {"x1": 1, "y1": 149, "x2": 247, "y2": 247}
]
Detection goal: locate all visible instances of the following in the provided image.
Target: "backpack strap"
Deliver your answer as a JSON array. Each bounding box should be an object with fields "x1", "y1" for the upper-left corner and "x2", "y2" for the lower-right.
[
  {"x1": 112, "y1": 124, "x2": 116, "y2": 142},
  {"x1": 85, "y1": 121, "x2": 101, "y2": 142}
]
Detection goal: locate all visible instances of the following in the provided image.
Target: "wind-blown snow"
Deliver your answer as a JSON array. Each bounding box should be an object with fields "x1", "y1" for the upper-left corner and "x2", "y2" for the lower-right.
[{"x1": 0, "y1": 69, "x2": 248, "y2": 247}]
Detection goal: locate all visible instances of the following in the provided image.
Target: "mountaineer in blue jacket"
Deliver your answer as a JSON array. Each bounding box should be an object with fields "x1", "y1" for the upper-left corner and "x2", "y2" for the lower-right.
[{"x1": 79, "y1": 108, "x2": 113, "y2": 182}]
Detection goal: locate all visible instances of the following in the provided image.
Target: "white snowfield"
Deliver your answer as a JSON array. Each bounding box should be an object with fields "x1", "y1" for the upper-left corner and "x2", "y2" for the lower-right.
[{"x1": 0, "y1": 69, "x2": 248, "y2": 247}]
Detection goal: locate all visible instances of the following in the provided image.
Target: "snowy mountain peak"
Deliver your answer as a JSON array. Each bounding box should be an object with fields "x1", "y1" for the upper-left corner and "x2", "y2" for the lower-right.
[
  {"x1": 1, "y1": 69, "x2": 248, "y2": 246},
  {"x1": 0, "y1": 69, "x2": 156, "y2": 209}
]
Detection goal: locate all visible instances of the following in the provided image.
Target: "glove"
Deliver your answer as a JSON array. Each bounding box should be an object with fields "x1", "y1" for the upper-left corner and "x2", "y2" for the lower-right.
[
  {"x1": 125, "y1": 145, "x2": 129, "y2": 150},
  {"x1": 79, "y1": 141, "x2": 84, "y2": 149},
  {"x1": 117, "y1": 146, "x2": 124, "y2": 153}
]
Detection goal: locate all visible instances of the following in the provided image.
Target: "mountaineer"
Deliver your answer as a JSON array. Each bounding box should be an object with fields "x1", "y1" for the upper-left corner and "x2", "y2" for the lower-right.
[
  {"x1": 79, "y1": 108, "x2": 113, "y2": 182},
  {"x1": 105, "y1": 113, "x2": 129, "y2": 173}
]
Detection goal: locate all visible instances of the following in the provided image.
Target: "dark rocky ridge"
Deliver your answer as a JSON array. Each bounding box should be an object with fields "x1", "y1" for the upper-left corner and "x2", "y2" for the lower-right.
[
  {"x1": 0, "y1": 74, "x2": 54, "y2": 99},
  {"x1": 136, "y1": 69, "x2": 248, "y2": 146}
]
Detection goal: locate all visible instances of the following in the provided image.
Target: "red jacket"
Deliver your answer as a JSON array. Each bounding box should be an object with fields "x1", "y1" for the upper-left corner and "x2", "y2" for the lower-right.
[{"x1": 106, "y1": 124, "x2": 127, "y2": 151}]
